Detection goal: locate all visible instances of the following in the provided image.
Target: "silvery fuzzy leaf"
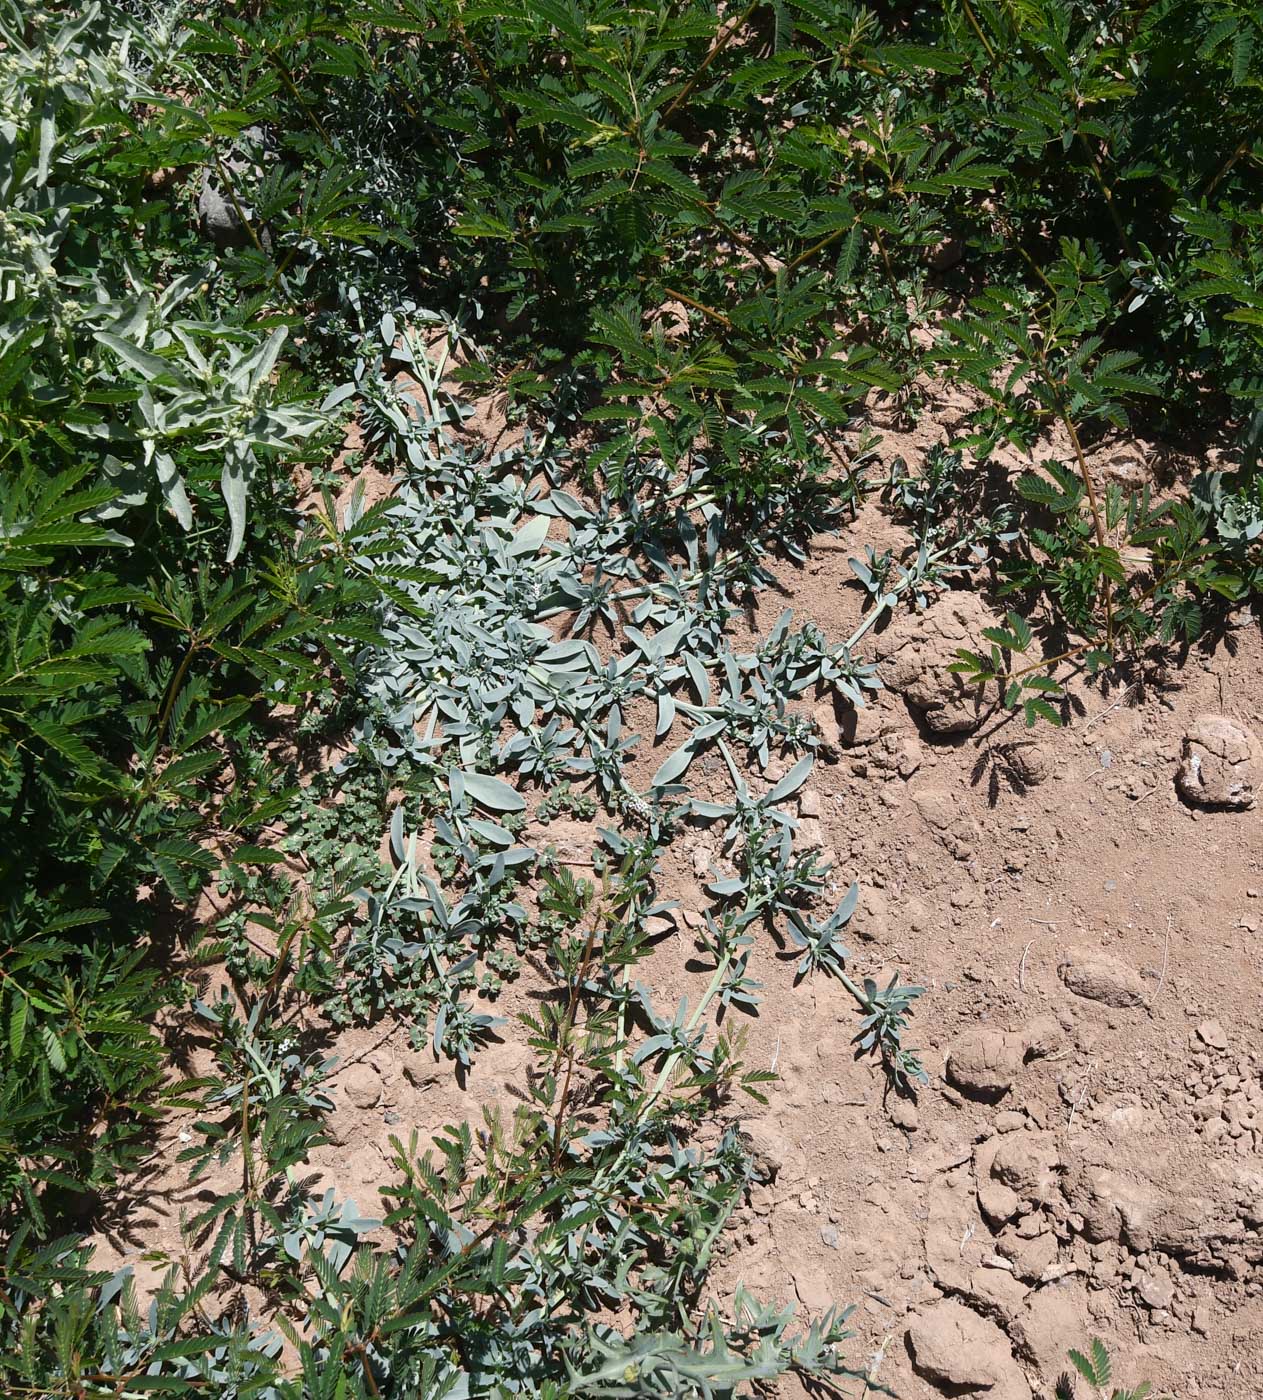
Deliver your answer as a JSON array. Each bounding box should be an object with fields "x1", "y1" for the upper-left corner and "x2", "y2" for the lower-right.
[
  {"x1": 154, "y1": 452, "x2": 192, "y2": 530},
  {"x1": 237, "y1": 326, "x2": 288, "y2": 393},
  {"x1": 835, "y1": 880, "x2": 860, "y2": 924},
  {"x1": 767, "y1": 753, "x2": 814, "y2": 803},
  {"x1": 459, "y1": 770, "x2": 525, "y2": 813},
  {"x1": 508, "y1": 514, "x2": 551, "y2": 555},
  {"x1": 650, "y1": 741, "x2": 694, "y2": 788},
  {"x1": 691, "y1": 719, "x2": 727, "y2": 741},
  {"x1": 221, "y1": 444, "x2": 256, "y2": 562},
  {"x1": 389, "y1": 805, "x2": 405, "y2": 863},
  {"x1": 467, "y1": 818, "x2": 513, "y2": 847},
  {"x1": 687, "y1": 801, "x2": 732, "y2": 819},
  {"x1": 95, "y1": 330, "x2": 177, "y2": 383},
  {"x1": 684, "y1": 653, "x2": 711, "y2": 704},
  {"x1": 655, "y1": 692, "x2": 675, "y2": 738}
]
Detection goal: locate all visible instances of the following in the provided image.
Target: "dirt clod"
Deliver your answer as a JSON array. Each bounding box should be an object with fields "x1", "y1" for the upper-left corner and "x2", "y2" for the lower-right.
[
  {"x1": 875, "y1": 592, "x2": 999, "y2": 734},
  {"x1": 740, "y1": 1120, "x2": 789, "y2": 1182},
  {"x1": 907, "y1": 1299, "x2": 1032, "y2": 1398},
  {"x1": 1058, "y1": 945, "x2": 1147, "y2": 1008},
  {"x1": 946, "y1": 1018, "x2": 1060, "y2": 1101}
]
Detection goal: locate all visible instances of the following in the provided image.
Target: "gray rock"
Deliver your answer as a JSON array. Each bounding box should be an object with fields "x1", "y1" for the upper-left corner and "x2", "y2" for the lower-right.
[
  {"x1": 1177, "y1": 714, "x2": 1260, "y2": 809},
  {"x1": 197, "y1": 126, "x2": 269, "y2": 248}
]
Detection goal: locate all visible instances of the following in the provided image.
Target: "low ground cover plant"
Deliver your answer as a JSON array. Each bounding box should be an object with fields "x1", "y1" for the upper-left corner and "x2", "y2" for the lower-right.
[{"x1": 0, "y1": 0, "x2": 1254, "y2": 1394}]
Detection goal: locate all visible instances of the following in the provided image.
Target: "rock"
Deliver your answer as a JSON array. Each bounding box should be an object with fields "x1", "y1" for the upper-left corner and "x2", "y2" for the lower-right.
[
  {"x1": 837, "y1": 701, "x2": 894, "y2": 748},
  {"x1": 857, "y1": 885, "x2": 889, "y2": 943},
  {"x1": 798, "y1": 789, "x2": 822, "y2": 818},
  {"x1": 812, "y1": 699, "x2": 843, "y2": 760},
  {"x1": 1176, "y1": 714, "x2": 1260, "y2": 809},
  {"x1": 947, "y1": 1029, "x2": 1025, "y2": 1100},
  {"x1": 995, "y1": 1223, "x2": 1058, "y2": 1283},
  {"x1": 1136, "y1": 1270, "x2": 1175, "y2": 1310},
  {"x1": 907, "y1": 1300, "x2": 1032, "y2": 1398},
  {"x1": 1103, "y1": 454, "x2": 1149, "y2": 488},
  {"x1": 1009, "y1": 1285, "x2": 1090, "y2": 1376},
  {"x1": 740, "y1": 1120, "x2": 789, "y2": 1182},
  {"x1": 197, "y1": 126, "x2": 268, "y2": 248},
  {"x1": 927, "y1": 237, "x2": 965, "y2": 272},
  {"x1": 1063, "y1": 1164, "x2": 1163, "y2": 1250},
  {"x1": 995, "y1": 1110, "x2": 1027, "y2": 1133},
  {"x1": 874, "y1": 593, "x2": 1000, "y2": 734},
  {"x1": 978, "y1": 1177, "x2": 1023, "y2": 1227},
  {"x1": 968, "y1": 1265, "x2": 1030, "y2": 1321},
  {"x1": 926, "y1": 1166, "x2": 986, "y2": 1292},
  {"x1": 1197, "y1": 1019, "x2": 1229, "y2": 1051},
  {"x1": 1058, "y1": 945, "x2": 1147, "y2": 1008}
]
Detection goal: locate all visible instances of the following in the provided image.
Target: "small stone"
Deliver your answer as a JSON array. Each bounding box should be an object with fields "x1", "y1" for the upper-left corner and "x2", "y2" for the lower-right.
[
  {"x1": 946, "y1": 1018, "x2": 1060, "y2": 1101},
  {"x1": 1176, "y1": 714, "x2": 1260, "y2": 809},
  {"x1": 874, "y1": 593, "x2": 1000, "y2": 734},
  {"x1": 1197, "y1": 1019, "x2": 1229, "y2": 1051},
  {"x1": 907, "y1": 1300, "x2": 1031, "y2": 1397},
  {"x1": 798, "y1": 789, "x2": 822, "y2": 818},
  {"x1": 820, "y1": 1225, "x2": 840, "y2": 1249},
  {"x1": 995, "y1": 1110, "x2": 1027, "y2": 1133},
  {"x1": 643, "y1": 914, "x2": 675, "y2": 936},
  {"x1": 1193, "y1": 1094, "x2": 1224, "y2": 1120},
  {"x1": 927, "y1": 237, "x2": 965, "y2": 271},
  {"x1": 1191, "y1": 1303, "x2": 1212, "y2": 1335},
  {"x1": 1137, "y1": 1270, "x2": 1175, "y2": 1310}
]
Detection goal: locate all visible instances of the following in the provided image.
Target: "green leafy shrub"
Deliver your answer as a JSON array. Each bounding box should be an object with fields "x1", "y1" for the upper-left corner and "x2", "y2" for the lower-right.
[{"x1": 1, "y1": 0, "x2": 1257, "y2": 1395}]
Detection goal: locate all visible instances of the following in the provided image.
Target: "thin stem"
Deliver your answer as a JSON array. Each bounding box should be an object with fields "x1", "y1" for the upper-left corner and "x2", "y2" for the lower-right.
[
  {"x1": 659, "y1": 285, "x2": 732, "y2": 328},
  {"x1": 960, "y1": 0, "x2": 996, "y2": 60},
  {"x1": 1059, "y1": 407, "x2": 1116, "y2": 644},
  {"x1": 663, "y1": 0, "x2": 759, "y2": 122}
]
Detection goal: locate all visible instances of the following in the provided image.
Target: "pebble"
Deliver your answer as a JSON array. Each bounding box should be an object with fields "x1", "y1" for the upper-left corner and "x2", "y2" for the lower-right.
[
  {"x1": 1137, "y1": 1271, "x2": 1175, "y2": 1310},
  {"x1": 1198, "y1": 1020, "x2": 1229, "y2": 1051}
]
